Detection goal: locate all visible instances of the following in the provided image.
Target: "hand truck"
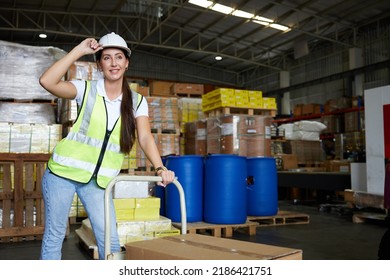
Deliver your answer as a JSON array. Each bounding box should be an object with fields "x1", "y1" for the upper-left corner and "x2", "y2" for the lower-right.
[{"x1": 104, "y1": 175, "x2": 187, "y2": 260}]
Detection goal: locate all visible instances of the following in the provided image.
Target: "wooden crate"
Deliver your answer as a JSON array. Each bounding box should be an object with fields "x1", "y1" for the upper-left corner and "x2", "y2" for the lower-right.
[{"x1": 0, "y1": 153, "x2": 50, "y2": 242}]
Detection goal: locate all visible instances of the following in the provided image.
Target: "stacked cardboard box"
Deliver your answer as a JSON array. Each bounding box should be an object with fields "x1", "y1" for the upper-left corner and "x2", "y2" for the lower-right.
[
  {"x1": 170, "y1": 83, "x2": 204, "y2": 96},
  {"x1": 248, "y1": 90, "x2": 263, "y2": 108},
  {"x1": 112, "y1": 197, "x2": 179, "y2": 245},
  {"x1": 149, "y1": 80, "x2": 174, "y2": 96},
  {"x1": 77, "y1": 216, "x2": 179, "y2": 248},
  {"x1": 184, "y1": 120, "x2": 207, "y2": 155},
  {"x1": 283, "y1": 140, "x2": 325, "y2": 164},
  {"x1": 147, "y1": 97, "x2": 180, "y2": 132},
  {"x1": 67, "y1": 61, "x2": 103, "y2": 81},
  {"x1": 202, "y1": 88, "x2": 235, "y2": 112},
  {"x1": 202, "y1": 88, "x2": 276, "y2": 112},
  {"x1": 205, "y1": 115, "x2": 272, "y2": 156},
  {"x1": 0, "y1": 123, "x2": 62, "y2": 153},
  {"x1": 344, "y1": 111, "x2": 365, "y2": 132}
]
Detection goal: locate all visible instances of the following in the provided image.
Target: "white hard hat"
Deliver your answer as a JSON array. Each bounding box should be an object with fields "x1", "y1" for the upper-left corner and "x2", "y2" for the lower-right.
[{"x1": 98, "y1": 32, "x2": 131, "y2": 57}]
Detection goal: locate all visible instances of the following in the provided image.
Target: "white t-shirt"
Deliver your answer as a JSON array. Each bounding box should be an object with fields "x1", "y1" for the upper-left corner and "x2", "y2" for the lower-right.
[{"x1": 70, "y1": 79, "x2": 148, "y2": 130}]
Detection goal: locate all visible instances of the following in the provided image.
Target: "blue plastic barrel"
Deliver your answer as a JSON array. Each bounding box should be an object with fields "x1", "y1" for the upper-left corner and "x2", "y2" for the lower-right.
[
  {"x1": 165, "y1": 155, "x2": 204, "y2": 222},
  {"x1": 246, "y1": 157, "x2": 278, "y2": 216},
  {"x1": 203, "y1": 154, "x2": 247, "y2": 224}
]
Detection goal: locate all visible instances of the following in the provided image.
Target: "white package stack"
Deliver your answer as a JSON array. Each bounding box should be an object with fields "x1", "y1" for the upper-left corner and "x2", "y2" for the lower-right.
[
  {"x1": 0, "y1": 40, "x2": 66, "y2": 101},
  {"x1": 113, "y1": 181, "x2": 152, "y2": 198},
  {"x1": 0, "y1": 122, "x2": 62, "y2": 153}
]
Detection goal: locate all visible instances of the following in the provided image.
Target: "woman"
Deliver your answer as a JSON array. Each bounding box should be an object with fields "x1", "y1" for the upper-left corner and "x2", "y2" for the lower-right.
[{"x1": 39, "y1": 32, "x2": 175, "y2": 260}]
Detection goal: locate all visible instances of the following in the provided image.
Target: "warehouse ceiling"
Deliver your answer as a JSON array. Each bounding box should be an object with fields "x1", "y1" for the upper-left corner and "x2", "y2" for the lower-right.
[{"x1": 1, "y1": 0, "x2": 390, "y2": 74}]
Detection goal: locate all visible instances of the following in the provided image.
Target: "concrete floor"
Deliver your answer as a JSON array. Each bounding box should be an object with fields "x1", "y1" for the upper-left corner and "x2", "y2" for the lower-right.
[{"x1": 0, "y1": 200, "x2": 388, "y2": 260}]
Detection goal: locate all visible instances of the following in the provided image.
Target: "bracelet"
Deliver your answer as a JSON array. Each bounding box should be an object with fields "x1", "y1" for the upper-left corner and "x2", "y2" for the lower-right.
[{"x1": 155, "y1": 166, "x2": 168, "y2": 175}]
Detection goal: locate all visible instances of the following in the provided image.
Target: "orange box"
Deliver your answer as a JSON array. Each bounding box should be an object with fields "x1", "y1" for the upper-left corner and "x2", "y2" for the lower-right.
[
  {"x1": 302, "y1": 103, "x2": 321, "y2": 115},
  {"x1": 170, "y1": 83, "x2": 204, "y2": 95}
]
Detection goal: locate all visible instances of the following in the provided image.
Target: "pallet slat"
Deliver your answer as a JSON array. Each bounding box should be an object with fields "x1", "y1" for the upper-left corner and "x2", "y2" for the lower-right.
[
  {"x1": 172, "y1": 211, "x2": 310, "y2": 238},
  {"x1": 172, "y1": 220, "x2": 258, "y2": 237},
  {"x1": 248, "y1": 211, "x2": 310, "y2": 226},
  {"x1": 0, "y1": 153, "x2": 50, "y2": 242},
  {"x1": 205, "y1": 106, "x2": 277, "y2": 117}
]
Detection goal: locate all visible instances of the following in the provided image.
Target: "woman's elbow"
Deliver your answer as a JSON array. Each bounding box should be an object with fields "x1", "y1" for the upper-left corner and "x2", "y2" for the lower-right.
[{"x1": 39, "y1": 75, "x2": 49, "y2": 90}]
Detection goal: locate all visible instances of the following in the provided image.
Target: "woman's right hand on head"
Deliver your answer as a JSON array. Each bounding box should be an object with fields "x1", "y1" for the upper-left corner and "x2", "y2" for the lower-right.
[{"x1": 75, "y1": 38, "x2": 103, "y2": 56}]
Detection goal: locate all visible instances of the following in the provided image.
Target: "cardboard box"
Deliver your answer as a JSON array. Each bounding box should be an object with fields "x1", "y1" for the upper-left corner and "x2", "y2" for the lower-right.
[
  {"x1": 325, "y1": 160, "x2": 351, "y2": 172},
  {"x1": 170, "y1": 83, "x2": 204, "y2": 95},
  {"x1": 302, "y1": 103, "x2": 321, "y2": 115},
  {"x1": 125, "y1": 234, "x2": 302, "y2": 260},
  {"x1": 274, "y1": 154, "x2": 298, "y2": 170},
  {"x1": 293, "y1": 104, "x2": 304, "y2": 116}
]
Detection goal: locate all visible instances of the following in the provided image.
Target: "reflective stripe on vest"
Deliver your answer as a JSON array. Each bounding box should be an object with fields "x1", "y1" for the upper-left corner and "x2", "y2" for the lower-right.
[{"x1": 49, "y1": 80, "x2": 142, "y2": 188}]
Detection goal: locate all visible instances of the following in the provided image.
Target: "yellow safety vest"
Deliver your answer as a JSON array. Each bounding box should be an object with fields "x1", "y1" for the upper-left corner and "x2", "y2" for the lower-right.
[{"x1": 48, "y1": 80, "x2": 143, "y2": 188}]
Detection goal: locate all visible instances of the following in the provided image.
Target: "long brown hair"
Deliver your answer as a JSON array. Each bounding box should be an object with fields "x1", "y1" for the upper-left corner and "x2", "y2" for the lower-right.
[
  {"x1": 120, "y1": 77, "x2": 136, "y2": 154},
  {"x1": 95, "y1": 50, "x2": 136, "y2": 154}
]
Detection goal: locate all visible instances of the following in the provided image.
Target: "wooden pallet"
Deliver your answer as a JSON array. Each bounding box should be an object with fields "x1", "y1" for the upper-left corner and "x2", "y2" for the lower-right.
[
  {"x1": 352, "y1": 212, "x2": 387, "y2": 224},
  {"x1": 150, "y1": 128, "x2": 181, "y2": 135},
  {"x1": 247, "y1": 211, "x2": 310, "y2": 226},
  {"x1": 0, "y1": 153, "x2": 50, "y2": 243},
  {"x1": 75, "y1": 227, "x2": 99, "y2": 260},
  {"x1": 344, "y1": 189, "x2": 384, "y2": 209},
  {"x1": 174, "y1": 92, "x2": 203, "y2": 98},
  {"x1": 172, "y1": 220, "x2": 258, "y2": 237},
  {"x1": 205, "y1": 106, "x2": 277, "y2": 117},
  {"x1": 0, "y1": 98, "x2": 57, "y2": 105}
]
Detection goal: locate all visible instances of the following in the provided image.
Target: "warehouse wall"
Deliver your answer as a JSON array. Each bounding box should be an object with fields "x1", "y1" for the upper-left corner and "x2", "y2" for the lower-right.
[
  {"x1": 127, "y1": 52, "x2": 239, "y2": 87},
  {"x1": 241, "y1": 20, "x2": 390, "y2": 111}
]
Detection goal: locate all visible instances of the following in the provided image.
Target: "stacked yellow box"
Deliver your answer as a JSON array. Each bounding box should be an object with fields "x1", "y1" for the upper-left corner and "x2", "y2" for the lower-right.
[
  {"x1": 121, "y1": 143, "x2": 137, "y2": 170},
  {"x1": 248, "y1": 90, "x2": 263, "y2": 108},
  {"x1": 117, "y1": 216, "x2": 180, "y2": 245},
  {"x1": 262, "y1": 97, "x2": 277, "y2": 109},
  {"x1": 178, "y1": 98, "x2": 204, "y2": 132},
  {"x1": 113, "y1": 197, "x2": 180, "y2": 245},
  {"x1": 234, "y1": 89, "x2": 249, "y2": 108},
  {"x1": 202, "y1": 88, "x2": 235, "y2": 112},
  {"x1": 114, "y1": 197, "x2": 160, "y2": 221}
]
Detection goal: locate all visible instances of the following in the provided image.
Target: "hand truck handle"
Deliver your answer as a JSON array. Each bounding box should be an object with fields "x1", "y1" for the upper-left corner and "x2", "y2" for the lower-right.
[{"x1": 104, "y1": 175, "x2": 187, "y2": 260}]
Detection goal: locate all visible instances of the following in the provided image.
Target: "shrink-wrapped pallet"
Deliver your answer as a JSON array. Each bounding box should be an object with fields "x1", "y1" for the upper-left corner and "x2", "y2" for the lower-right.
[
  {"x1": 0, "y1": 102, "x2": 56, "y2": 124},
  {"x1": 146, "y1": 97, "x2": 179, "y2": 132},
  {"x1": 0, "y1": 40, "x2": 66, "y2": 101},
  {"x1": 207, "y1": 115, "x2": 272, "y2": 157},
  {"x1": 184, "y1": 120, "x2": 206, "y2": 155},
  {"x1": 0, "y1": 122, "x2": 62, "y2": 153}
]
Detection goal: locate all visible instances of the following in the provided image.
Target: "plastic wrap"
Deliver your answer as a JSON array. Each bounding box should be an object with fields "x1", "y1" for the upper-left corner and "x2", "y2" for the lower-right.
[
  {"x1": 0, "y1": 40, "x2": 67, "y2": 101},
  {"x1": 0, "y1": 122, "x2": 62, "y2": 153},
  {"x1": 279, "y1": 120, "x2": 327, "y2": 141},
  {"x1": 0, "y1": 102, "x2": 56, "y2": 124}
]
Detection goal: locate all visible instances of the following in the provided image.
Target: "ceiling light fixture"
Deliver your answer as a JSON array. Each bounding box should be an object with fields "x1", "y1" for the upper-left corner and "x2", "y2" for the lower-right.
[
  {"x1": 253, "y1": 20, "x2": 270, "y2": 26},
  {"x1": 211, "y1": 3, "x2": 234, "y2": 14},
  {"x1": 215, "y1": 55, "x2": 222, "y2": 61},
  {"x1": 269, "y1": 23, "x2": 290, "y2": 32},
  {"x1": 188, "y1": 0, "x2": 213, "y2": 8},
  {"x1": 254, "y1": 15, "x2": 274, "y2": 23},
  {"x1": 39, "y1": 33, "x2": 47, "y2": 39},
  {"x1": 232, "y1": 10, "x2": 254, "y2": 19},
  {"x1": 189, "y1": 1, "x2": 291, "y2": 32}
]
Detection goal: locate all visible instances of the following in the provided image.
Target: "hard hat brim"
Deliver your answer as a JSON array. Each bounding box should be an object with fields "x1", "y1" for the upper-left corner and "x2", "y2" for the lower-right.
[{"x1": 101, "y1": 45, "x2": 131, "y2": 57}]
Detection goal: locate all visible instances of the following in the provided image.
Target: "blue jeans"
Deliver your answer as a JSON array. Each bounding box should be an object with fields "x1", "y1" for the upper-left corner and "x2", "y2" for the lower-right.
[{"x1": 40, "y1": 169, "x2": 120, "y2": 260}]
